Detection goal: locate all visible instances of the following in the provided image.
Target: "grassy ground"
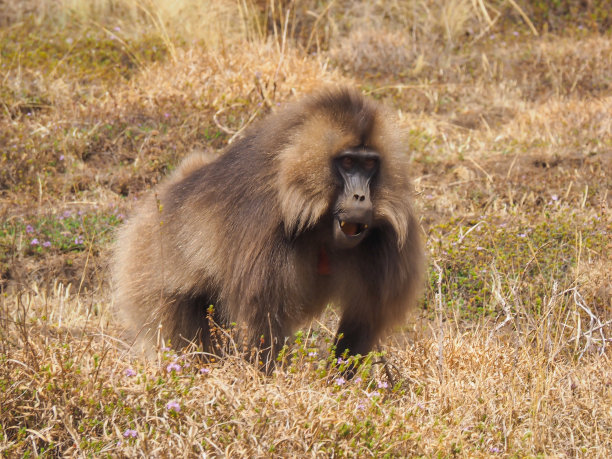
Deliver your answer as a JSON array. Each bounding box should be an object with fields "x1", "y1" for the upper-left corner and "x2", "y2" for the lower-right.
[{"x1": 1, "y1": 1, "x2": 610, "y2": 457}]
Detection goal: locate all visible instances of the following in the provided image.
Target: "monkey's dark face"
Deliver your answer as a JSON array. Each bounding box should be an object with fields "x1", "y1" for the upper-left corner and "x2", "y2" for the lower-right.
[{"x1": 332, "y1": 149, "x2": 379, "y2": 249}]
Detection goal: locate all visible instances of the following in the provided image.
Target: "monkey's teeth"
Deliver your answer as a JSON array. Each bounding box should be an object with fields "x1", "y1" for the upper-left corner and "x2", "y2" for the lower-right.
[{"x1": 341, "y1": 222, "x2": 360, "y2": 236}]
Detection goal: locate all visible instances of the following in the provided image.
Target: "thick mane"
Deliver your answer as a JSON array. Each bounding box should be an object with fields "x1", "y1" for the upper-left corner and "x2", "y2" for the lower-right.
[
  {"x1": 306, "y1": 88, "x2": 377, "y2": 142},
  {"x1": 274, "y1": 87, "x2": 411, "y2": 247}
]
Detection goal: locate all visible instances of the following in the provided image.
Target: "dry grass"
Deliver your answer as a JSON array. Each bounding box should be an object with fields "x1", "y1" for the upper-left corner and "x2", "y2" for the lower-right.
[
  {"x1": 1, "y1": 0, "x2": 611, "y2": 457},
  {"x1": 1, "y1": 281, "x2": 610, "y2": 456}
]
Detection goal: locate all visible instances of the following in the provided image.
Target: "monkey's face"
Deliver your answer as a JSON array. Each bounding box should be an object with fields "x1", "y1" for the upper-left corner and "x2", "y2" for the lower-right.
[{"x1": 332, "y1": 149, "x2": 379, "y2": 249}]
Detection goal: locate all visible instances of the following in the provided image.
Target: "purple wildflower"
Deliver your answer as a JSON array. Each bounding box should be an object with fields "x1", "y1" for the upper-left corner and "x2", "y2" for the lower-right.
[
  {"x1": 59, "y1": 155, "x2": 65, "y2": 161},
  {"x1": 377, "y1": 381, "x2": 389, "y2": 389},
  {"x1": 335, "y1": 377, "x2": 346, "y2": 386},
  {"x1": 74, "y1": 236, "x2": 84, "y2": 244},
  {"x1": 124, "y1": 368, "x2": 137, "y2": 377},
  {"x1": 166, "y1": 401, "x2": 180, "y2": 412},
  {"x1": 25, "y1": 225, "x2": 34, "y2": 233},
  {"x1": 367, "y1": 391, "x2": 380, "y2": 398},
  {"x1": 199, "y1": 367, "x2": 211, "y2": 375},
  {"x1": 166, "y1": 362, "x2": 181, "y2": 373},
  {"x1": 308, "y1": 351, "x2": 317, "y2": 357},
  {"x1": 123, "y1": 429, "x2": 137, "y2": 438},
  {"x1": 31, "y1": 238, "x2": 39, "y2": 245},
  {"x1": 353, "y1": 377, "x2": 362, "y2": 384},
  {"x1": 42, "y1": 241, "x2": 51, "y2": 247},
  {"x1": 63, "y1": 210, "x2": 71, "y2": 218}
]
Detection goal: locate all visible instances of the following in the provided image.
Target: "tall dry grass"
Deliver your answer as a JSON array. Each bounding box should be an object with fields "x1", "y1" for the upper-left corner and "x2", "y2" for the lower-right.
[{"x1": 1, "y1": 273, "x2": 610, "y2": 456}]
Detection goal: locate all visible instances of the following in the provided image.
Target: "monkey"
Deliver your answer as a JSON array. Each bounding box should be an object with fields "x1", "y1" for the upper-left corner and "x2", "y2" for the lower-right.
[{"x1": 112, "y1": 87, "x2": 424, "y2": 367}]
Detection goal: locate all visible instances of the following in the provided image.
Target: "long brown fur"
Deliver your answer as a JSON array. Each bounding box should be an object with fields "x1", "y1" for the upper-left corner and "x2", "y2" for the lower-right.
[{"x1": 113, "y1": 87, "x2": 424, "y2": 360}]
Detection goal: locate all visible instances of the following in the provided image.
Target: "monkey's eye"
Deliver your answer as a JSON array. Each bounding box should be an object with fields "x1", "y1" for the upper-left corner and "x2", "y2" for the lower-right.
[
  {"x1": 341, "y1": 156, "x2": 354, "y2": 170},
  {"x1": 364, "y1": 158, "x2": 377, "y2": 171}
]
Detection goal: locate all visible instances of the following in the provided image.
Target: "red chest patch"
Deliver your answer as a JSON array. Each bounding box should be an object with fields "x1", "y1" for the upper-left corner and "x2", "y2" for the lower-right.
[{"x1": 317, "y1": 246, "x2": 331, "y2": 275}]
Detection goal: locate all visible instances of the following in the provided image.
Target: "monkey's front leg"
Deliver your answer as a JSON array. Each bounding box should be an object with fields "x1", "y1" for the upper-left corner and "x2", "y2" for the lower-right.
[
  {"x1": 334, "y1": 313, "x2": 379, "y2": 359},
  {"x1": 246, "y1": 311, "x2": 289, "y2": 374}
]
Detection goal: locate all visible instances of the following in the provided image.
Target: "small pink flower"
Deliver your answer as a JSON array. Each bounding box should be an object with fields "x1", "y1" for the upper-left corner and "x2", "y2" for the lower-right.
[
  {"x1": 42, "y1": 241, "x2": 51, "y2": 248},
  {"x1": 335, "y1": 377, "x2": 346, "y2": 386},
  {"x1": 367, "y1": 391, "x2": 380, "y2": 398},
  {"x1": 31, "y1": 238, "x2": 39, "y2": 245},
  {"x1": 199, "y1": 368, "x2": 211, "y2": 375},
  {"x1": 308, "y1": 351, "x2": 317, "y2": 357},
  {"x1": 26, "y1": 225, "x2": 34, "y2": 233},
  {"x1": 377, "y1": 381, "x2": 389, "y2": 389}
]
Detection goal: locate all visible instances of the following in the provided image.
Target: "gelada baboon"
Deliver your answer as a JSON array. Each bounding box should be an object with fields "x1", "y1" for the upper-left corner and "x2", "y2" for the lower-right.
[{"x1": 113, "y1": 87, "x2": 424, "y2": 364}]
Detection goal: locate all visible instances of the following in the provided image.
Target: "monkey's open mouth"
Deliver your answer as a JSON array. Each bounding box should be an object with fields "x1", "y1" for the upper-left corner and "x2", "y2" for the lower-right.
[
  {"x1": 339, "y1": 220, "x2": 366, "y2": 237},
  {"x1": 333, "y1": 215, "x2": 371, "y2": 249}
]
